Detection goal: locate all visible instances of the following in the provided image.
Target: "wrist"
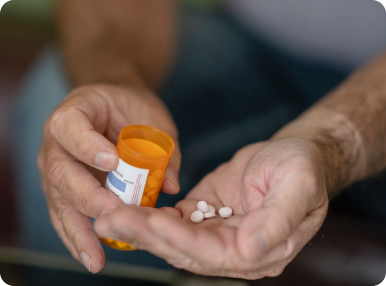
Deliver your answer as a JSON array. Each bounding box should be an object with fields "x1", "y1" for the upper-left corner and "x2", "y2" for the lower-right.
[
  {"x1": 69, "y1": 62, "x2": 153, "y2": 91},
  {"x1": 271, "y1": 108, "x2": 366, "y2": 197}
]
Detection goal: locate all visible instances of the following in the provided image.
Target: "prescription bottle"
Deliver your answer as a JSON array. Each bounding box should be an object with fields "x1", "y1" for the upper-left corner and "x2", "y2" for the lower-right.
[{"x1": 101, "y1": 124, "x2": 175, "y2": 251}]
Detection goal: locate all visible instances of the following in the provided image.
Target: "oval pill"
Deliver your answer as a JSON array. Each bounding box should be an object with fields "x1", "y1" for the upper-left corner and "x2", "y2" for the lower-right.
[
  {"x1": 141, "y1": 195, "x2": 150, "y2": 206},
  {"x1": 207, "y1": 205, "x2": 215, "y2": 214},
  {"x1": 150, "y1": 193, "x2": 158, "y2": 203},
  {"x1": 219, "y1": 207, "x2": 233, "y2": 218},
  {"x1": 147, "y1": 176, "x2": 159, "y2": 189},
  {"x1": 115, "y1": 241, "x2": 128, "y2": 248},
  {"x1": 145, "y1": 188, "x2": 158, "y2": 197},
  {"x1": 152, "y1": 169, "x2": 163, "y2": 179},
  {"x1": 197, "y1": 201, "x2": 209, "y2": 213},
  {"x1": 204, "y1": 212, "x2": 216, "y2": 219},
  {"x1": 191, "y1": 210, "x2": 204, "y2": 223}
]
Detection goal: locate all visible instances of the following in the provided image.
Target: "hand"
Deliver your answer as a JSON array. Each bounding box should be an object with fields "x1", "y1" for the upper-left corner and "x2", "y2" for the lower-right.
[
  {"x1": 37, "y1": 84, "x2": 181, "y2": 273},
  {"x1": 94, "y1": 139, "x2": 329, "y2": 279}
]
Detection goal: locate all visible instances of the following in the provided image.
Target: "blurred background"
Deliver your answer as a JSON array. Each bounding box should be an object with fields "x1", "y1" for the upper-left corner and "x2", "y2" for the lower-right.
[
  {"x1": 0, "y1": 0, "x2": 55, "y2": 247},
  {"x1": 1, "y1": 0, "x2": 386, "y2": 285}
]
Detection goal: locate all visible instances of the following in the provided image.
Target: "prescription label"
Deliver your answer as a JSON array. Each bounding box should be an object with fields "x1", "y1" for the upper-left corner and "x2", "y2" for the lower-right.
[{"x1": 105, "y1": 159, "x2": 149, "y2": 206}]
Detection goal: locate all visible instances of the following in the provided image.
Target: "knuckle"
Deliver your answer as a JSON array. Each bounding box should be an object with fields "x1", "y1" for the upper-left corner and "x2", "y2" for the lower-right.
[
  {"x1": 238, "y1": 273, "x2": 265, "y2": 280},
  {"x1": 284, "y1": 239, "x2": 295, "y2": 259},
  {"x1": 168, "y1": 257, "x2": 195, "y2": 270},
  {"x1": 277, "y1": 216, "x2": 292, "y2": 237},
  {"x1": 75, "y1": 134, "x2": 93, "y2": 156},
  {"x1": 60, "y1": 209, "x2": 84, "y2": 248},
  {"x1": 46, "y1": 156, "x2": 66, "y2": 187},
  {"x1": 267, "y1": 266, "x2": 286, "y2": 277},
  {"x1": 36, "y1": 152, "x2": 45, "y2": 172},
  {"x1": 49, "y1": 108, "x2": 67, "y2": 136},
  {"x1": 52, "y1": 196, "x2": 69, "y2": 221},
  {"x1": 67, "y1": 225, "x2": 83, "y2": 248},
  {"x1": 49, "y1": 106, "x2": 81, "y2": 138},
  {"x1": 261, "y1": 214, "x2": 291, "y2": 245},
  {"x1": 77, "y1": 194, "x2": 94, "y2": 215}
]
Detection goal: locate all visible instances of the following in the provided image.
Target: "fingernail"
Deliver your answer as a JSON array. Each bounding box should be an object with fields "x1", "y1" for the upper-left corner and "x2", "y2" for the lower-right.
[
  {"x1": 80, "y1": 252, "x2": 93, "y2": 272},
  {"x1": 101, "y1": 209, "x2": 113, "y2": 216},
  {"x1": 95, "y1": 152, "x2": 116, "y2": 170}
]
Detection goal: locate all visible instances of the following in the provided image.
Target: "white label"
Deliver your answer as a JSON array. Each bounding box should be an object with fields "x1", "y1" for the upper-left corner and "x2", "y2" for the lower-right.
[{"x1": 105, "y1": 159, "x2": 149, "y2": 206}]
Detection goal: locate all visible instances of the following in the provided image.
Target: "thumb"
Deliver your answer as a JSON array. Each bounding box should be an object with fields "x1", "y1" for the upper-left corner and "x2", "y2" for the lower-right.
[
  {"x1": 162, "y1": 143, "x2": 181, "y2": 194},
  {"x1": 49, "y1": 88, "x2": 119, "y2": 171},
  {"x1": 237, "y1": 174, "x2": 317, "y2": 262}
]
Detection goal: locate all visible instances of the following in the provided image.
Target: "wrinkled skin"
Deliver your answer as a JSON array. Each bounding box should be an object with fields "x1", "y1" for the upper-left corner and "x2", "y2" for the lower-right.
[
  {"x1": 37, "y1": 84, "x2": 181, "y2": 272},
  {"x1": 94, "y1": 139, "x2": 329, "y2": 279}
]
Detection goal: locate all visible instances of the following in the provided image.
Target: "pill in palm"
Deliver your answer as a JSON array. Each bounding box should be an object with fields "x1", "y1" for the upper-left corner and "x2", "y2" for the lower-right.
[
  {"x1": 191, "y1": 210, "x2": 204, "y2": 223},
  {"x1": 207, "y1": 205, "x2": 215, "y2": 214},
  {"x1": 219, "y1": 207, "x2": 233, "y2": 218},
  {"x1": 204, "y1": 212, "x2": 216, "y2": 219},
  {"x1": 197, "y1": 201, "x2": 209, "y2": 213}
]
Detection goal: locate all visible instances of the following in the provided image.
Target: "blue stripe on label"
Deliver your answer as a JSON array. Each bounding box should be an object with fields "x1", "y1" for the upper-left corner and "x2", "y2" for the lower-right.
[{"x1": 108, "y1": 172, "x2": 126, "y2": 193}]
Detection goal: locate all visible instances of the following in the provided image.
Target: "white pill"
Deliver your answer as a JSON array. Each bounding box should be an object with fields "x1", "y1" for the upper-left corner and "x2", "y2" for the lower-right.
[
  {"x1": 207, "y1": 205, "x2": 215, "y2": 214},
  {"x1": 197, "y1": 201, "x2": 209, "y2": 213},
  {"x1": 219, "y1": 207, "x2": 233, "y2": 218},
  {"x1": 191, "y1": 210, "x2": 204, "y2": 223},
  {"x1": 204, "y1": 212, "x2": 216, "y2": 219}
]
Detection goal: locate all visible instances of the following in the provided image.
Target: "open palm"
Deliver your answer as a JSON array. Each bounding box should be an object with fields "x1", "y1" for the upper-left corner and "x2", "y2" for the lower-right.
[{"x1": 94, "y1": 139, "x2": 329, "y2": 279}]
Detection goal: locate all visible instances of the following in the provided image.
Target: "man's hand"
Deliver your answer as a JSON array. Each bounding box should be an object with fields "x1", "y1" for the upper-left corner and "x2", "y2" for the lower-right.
[
  {"x1": 94, "y1": 139, "x2": 328, "y2": 279},
  {"x1": 37, "y1": 84, "x2": 181, "y2": 273}
]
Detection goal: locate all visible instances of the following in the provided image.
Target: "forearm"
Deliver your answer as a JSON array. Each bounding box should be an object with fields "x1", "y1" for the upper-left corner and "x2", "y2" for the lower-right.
[
  {"x1": 272, "y1": 50, "x2": 386, "y2": 197},
  {"x1": 57, "y1": 0, "x2": 177, "y2": 89}
]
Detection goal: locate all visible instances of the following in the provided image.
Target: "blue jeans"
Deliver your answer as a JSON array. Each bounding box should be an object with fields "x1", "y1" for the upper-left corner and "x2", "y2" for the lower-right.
[{"x1": 13, "y1": 10, "x2": 349, "y2": 269}]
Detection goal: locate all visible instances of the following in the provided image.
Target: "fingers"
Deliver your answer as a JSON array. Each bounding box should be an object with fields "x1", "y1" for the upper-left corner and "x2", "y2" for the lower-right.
[
  {"x1": 160, "y1": 130, "x2": 181, "y2": 195},
  {"x1": 49, "y1": 88, "x2": 182, "y2": 195},
  {"x1": 60, "y1": 204, "x2": 106, "y2": 273},
  {"x1": 237, "y1": 172, "x2": 322, "y2": 262},
  {"x1": 248, "y1": 203, "x2": 328, "y2": 277},
  {"x1": 46, "y1": 187, "x2": 106, "y2": 273},
  {"x1": 144, "y1": 211, "x2": 253, "y2": 273},
  {"x1": 38, "y1": 85, "x2": 185, "y2": 274},
  {"x1": 92, "y1": 202, "x2": 309, "y2": 278},
  {"x1": 162, "y1": 147, "x2": 181, "y2": 195},
  {"x1": 94, "y1": 206, "x2": 187, "y2": 263},
  {"x1": 94, "y1": 205, "x2": 227, "y2": 273},
  {"x1": 45, "y1": 138, "x2": 123, "y2": 218},
  {"x1": 48, "y1": 206, "x2": 80, "y2": 261},
  {"x1": 146, "y1": 211, "x2": 227, "y2": 264},
  {"x1": 94, "y1": 204, "x2": 231, "y2": 272},
  {"x1": 49, "y1": 90, "x2": 119, "y2": 172}
]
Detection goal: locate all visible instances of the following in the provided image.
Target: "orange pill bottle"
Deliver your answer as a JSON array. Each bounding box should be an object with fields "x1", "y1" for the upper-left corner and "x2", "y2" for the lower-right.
[{"x1": 101, "y1": 124, "x2": 175, "y2": 251}]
